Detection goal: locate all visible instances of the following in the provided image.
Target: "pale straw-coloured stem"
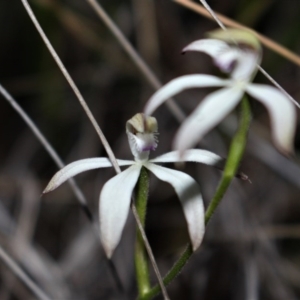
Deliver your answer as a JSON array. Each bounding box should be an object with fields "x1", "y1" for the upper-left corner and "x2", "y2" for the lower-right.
[
  {"x1": 20, "y1": 0, "x2": 121, "y2": 173},
  {"x1": 85, "y1": 0, "x2": 185, "y2": 122},
  {"x1": 132, "y1": 204, "x2": 170, "y2": 300},
  {"x1": 0, "y1": 84, "x2": 89, "y2": 213},
  {"x1": 19, "y1": 0, "x2": 126, "y2": 290},
  {"x1": 256, "y1": 65, "x2": 300, "y2": 109},
  {"x1": 0, "y1": 83, "x2": 124, "y2": 291},
  {"x1": 0, "y1": 244, "x2": 51, "y2": 300},
  {"x1": 20, "y1": 0, "x2": 166, "y2": 295},
  {"x1": 174, "y1": 0, "x2": 300, "y2": 67},
  {"x1": 196, "y1": 0, "x2": 300, "y2": 109},
  {"x1": 83, "y1": 1, "x2": 174, "y2": 296}
]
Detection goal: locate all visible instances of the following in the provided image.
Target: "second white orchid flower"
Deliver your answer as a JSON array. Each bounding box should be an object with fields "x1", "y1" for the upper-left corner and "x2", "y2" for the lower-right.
[
  {"x1": 44, "y1": 113, "x2": 224, "y2": 258},
  {"x1": 144, "y1": 29, "x2": 297, "y2": 155}
]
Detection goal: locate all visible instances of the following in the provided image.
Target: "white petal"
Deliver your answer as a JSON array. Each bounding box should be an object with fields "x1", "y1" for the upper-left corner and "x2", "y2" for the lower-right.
[
  {"x1": 215, "y1": 48, "x2": 241, "y2": 73},
  {"x1": 231, "y1": 50, "x2": 259, "y2": 81},
  {"x1": 145, "y1": 163, "x2": 205, "y2": 251},
  {"x1": 246, "y1": 84, "x2": 296, "y2": 154},
  {"x1": 183, "y1": 39, "x2": 242, "y2": 73},
  {"x1": 150, "y1": 149, "x2": 222, "y2": 166},
  {"x1": 182, "y1": 39, "x2": 231, "y2": 59},
  {"x1": 144, "y1": 75, "x2": 228, "y2": 115},
  {"x1": 100, "y1": 164, "x2": 142, "y2": 258},
  {"x1": 43, "y1": 158, "x2": 134, "y2": 193},
  {"x1": 173, "y1": 87, "x2": 244, "y2": 152}
]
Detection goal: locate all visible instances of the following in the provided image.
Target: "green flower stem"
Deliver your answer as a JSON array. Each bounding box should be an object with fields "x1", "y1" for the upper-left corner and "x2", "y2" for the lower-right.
[
  {"x1": 138, "y1": 244, "x2": 193, "y2": 300},
  {"x1": 205, "y1": 97, "x2": 251, "y2": 223},
  {"x1": 135, "y1": 166, "x2": 151, "y2": 297},
  {"x1": 141, "y1": 97, "x2": 251, "y2": 300}
]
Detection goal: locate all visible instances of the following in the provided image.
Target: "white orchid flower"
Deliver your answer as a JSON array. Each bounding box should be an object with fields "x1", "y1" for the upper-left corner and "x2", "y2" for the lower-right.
[
  {"x1": 144, "y1": 29, "x2": 296, "y2": 155},
  {"x1": 43, "y1": 113, "x2": 224, "y2": 258}
]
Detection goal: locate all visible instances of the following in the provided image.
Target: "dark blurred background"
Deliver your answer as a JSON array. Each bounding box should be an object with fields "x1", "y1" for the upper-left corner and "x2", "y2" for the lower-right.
[{"x1": 0, "y1": 0, "x2": 300, "y2": 299}]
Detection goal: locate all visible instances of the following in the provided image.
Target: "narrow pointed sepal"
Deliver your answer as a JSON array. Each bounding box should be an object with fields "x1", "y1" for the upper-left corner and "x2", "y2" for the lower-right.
[
  {"x1": 182, "y1": 39, "x2": 230, "y2": 59},
  {"x1": 173, "y1": 87, "x2": 244, "y2": 152},
  {"x1": 145, "y1": 163, "x2": 205, "y2": 251},
  {"x1": 100, "y1": 164, "x2": 142, "y2": 258},
  {"x1": 183, "y1": 39, "x2": 241, "y2": 73},
  {"x1": 150, "y1": 149, "x2": 222, "y2": 166},
  {"x1": 43, "y1": 158, "x2": 134, "y2": 194},
  {"x1": 144, "y1": 75, "x2": 228, "y2": 115},
  {"x1": 246, "y1": 84, "x2": 297, "y2": 154},
  {"x1": 183, "y1": 37, "x2": 260, "y2": 81}
]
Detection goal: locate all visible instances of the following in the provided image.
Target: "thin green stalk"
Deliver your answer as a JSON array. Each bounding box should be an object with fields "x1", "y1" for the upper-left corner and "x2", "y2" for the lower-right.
[
  {"x1": 0, "y1": 244, "x2": 51, "y2": 300},
  {"x1": 135, "y1": 167, "x2": 151, "y2": 297},
  {"x1": 138, "y1": 244, "x2": 193, "y2": 300},
  {"x1": 205, "y1": 97, "x2": 251, "y2": 223},
  {"x1": 141, "y1": 97, "x2": 251, "y2": 300}
]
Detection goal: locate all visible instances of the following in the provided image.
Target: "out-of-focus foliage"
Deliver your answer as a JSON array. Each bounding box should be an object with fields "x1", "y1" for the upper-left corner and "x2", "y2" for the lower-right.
[{"x1": 0, "y1": 0, "x2": 300, "y2": 299}]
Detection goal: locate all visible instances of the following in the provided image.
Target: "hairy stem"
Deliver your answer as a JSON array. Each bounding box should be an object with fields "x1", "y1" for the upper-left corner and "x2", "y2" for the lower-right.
[
  {"x1": 135, "y1": 167, "x2": 151, "y2": 297},
  {"x1": 134, "y1": 167, "x2": 170, "y2": 300}
]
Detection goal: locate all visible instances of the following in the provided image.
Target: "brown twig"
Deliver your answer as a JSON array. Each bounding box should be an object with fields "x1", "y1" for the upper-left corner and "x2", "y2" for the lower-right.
[{"x1": 174, "y1": 0, "x2": 300, "y2": 67}]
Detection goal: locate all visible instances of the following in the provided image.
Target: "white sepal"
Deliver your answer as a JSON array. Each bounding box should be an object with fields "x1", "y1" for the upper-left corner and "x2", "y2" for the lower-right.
[
  {"x1": 183, "y1": 39, "x2": 241, "y2": 74},
  {"x1": 99, "y1": 164, "x2": 142, "y2": 258},
  {"x1": 150, "y1": 149, "x2": 222, "y2": 166},
  {"x1": 183, "y1": 39, "x2": 261, "y2": 81},
  {"x1": 246, "y1": 84, "x2": 296, "y2": 154},
  {"x1": 231, "y1": 50, "x2": 259, "y2": 81},
  {"x1": 182, "y1": 39, "x2": 231, "y2": 60},
  {"x1": 145, "y1": 163, "x2": 205, "y2": 251},
  {"x1": 43, "y1": 158, "x2": 134, "y2": 193},
  {"x1": 144, "y1": 75, "x2": 228, "y2": 115},
  {"x1": 173, "y1": 87, "x2": 244, "y2": 152}
]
